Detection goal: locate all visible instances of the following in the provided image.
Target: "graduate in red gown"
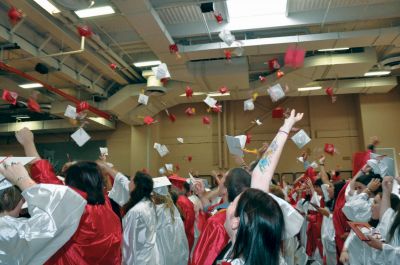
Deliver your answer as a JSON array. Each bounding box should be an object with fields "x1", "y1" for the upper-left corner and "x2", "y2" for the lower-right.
[{"x1": 16, "y1": 128, "x2": 122, "y2": 265}]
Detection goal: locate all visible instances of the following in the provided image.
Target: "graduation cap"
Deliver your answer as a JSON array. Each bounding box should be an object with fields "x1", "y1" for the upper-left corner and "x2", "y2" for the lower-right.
[
  {"x1": 2, "y1": 89, "x2": 18, "y2": 105},
  {"x1": 219, "y1": 86, "x2": 229, "y2": 94},
  {"x1": 225, "y1": 135, "x2": 247, "y2": 157},
  {"x1": 168, "y1": 174, "x2": 189, "y2": 190},
  {"x1": 272, "y1": 107, "x2": 284, "y2": 118},
  {"x1": 200, "y1": 2, "x2": 214, "y2": 13},
  {"x1": 64, "y1": 105, "x2": 78, "y2": 119},
  {"x1": 153, "y1": 176, "x2": 172, "y2": 196},
  {"x1": 71, "y1": 127, "x2": 91, "y2": 147},
  {"x1": 177, "y1": 137, "x2": 184, "y2": 143},
  {"x1": 268, "y1": 84, "x2": 285, "y2": 102},
  {"x1": 77, "y1": 25, "x2": 93, "y2": 38},
  {"x1": 165, "y1": 164, "x2": 174, "y2": 172},
  {"x1": 218, "y1": 30, "x2": 235, "y2": 46},
  {"x1": 243, "y1": 99, "x2": 254, "y2": 111},
  {"x1": 291, "y1": 129, "x2": 311, "y2": 149},
  {"x1": 154, "y1": 143, "x2": 169, "y2": 157},
  {"x1": 284, "y1": 46, "x2": 305, "y2": 68},
  {"x1": 202, "y1": 116, "x2": 211, "y2": 125},
  {"x1": 27, "y1": 98, "x2": 41, "y2": 113},
  {"x1": 100, "y1": 147, "x2": 108, "y2": 156},
  {"x1": 143, "y1": 116, "x2": 155, "y2": 125},
  {"x1": 76, "y1": 101, "x2": 89, "y2": 113},
  {"x1": 185, "y1": 86, "x2": 193, "y2": 98},
  {"x1": 324, "y1": 143, "x2": 335, "y2": 155},
  {"x1": 152, "y1": 63, "x2": 171, "y2": 80},
  {"x1": 138, "y1": 94, "x2": 149, "y2": 105},
  {"x1": 204, "y1": 96, "x2": 217, "y2": 108},
  {"x1": 185, "y1": 107, "x2": 196, "y2": 116}
]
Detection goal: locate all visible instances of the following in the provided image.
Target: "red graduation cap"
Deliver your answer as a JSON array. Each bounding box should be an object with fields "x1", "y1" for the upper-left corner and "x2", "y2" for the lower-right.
[
  {"x1": 109, "y1": 63, "x2": 118, "y2": 70},
  {"x1": 2, "y1": 89, "x2": 18, "y2": 105},
  {"x1": 214, "y1": 12, "x2": 223, "y2": 23},
  {"x1": 305, "y1": 167, "x2": 317, "y2": 183},
  {"x1": 185, "y1": 86, "x2": 193, "y2": 98},
  {"x1": 144, "y1": 116, "x2": 154, "y2": 125},
  {"x1": 77, "y1": 25, "x2": 93, "y2": 38},
  {"x1": 272, "y1": 107, "x2": 284, "y2": 118},
  {"x1": 325, "y1": 87, "x2": 334, "y2": 97},
  {"x1": 175, "y1": 164, "x2": 180, "y2": 171},
  {"x1": 27, "y1": 98, "x2": 41, "y2": 113},
  {"x1": 8, "y1": 7, "x2": 23, "y2": 25},
  {"x1": 219, "y1": 86, "x2": 229, "y2": 94},
  {"x1": 276, "y1": 70, "x2": 285, "y2": 79},
  {"x1": 169, "y1": 44, "x2": 179, "y2": 54},
  {"x1": 246, "y1": 133, "x2": 252, "y2": 144},
  {"x1": 224, "y1": 50, "x2": 232, "y2": 61},
  {"x1": 202, "y1": 116, "x2": 211, "y2": 125},
  {"x1": 259, "y1": 75, "x2": 267, "y2": 82},
  {"x1": 284, "y1": 46, "x2": 305, "y2": 68},
  {"x1": 185, "y1": 107, "x2": 195, "y2": 116},
  {"x1": 268, "y1": 58, "x2": 280, "y2": 71},
  {"x1": 187, "y1": 155, "x2": 193, "y2": 162},
  {"x1": 211, "y1": 104, "x2": 222, "y2": 113},
  {"x1": 168, "y1": 174, "x2": 188, "y2": 190},
  {"x1": 168, "y1": 113, "x2": 176, "y2": 122},
  {"x1": 76, "y1": 101, "x2": 89, "y2": 113},
  {"x1": 324, "y1": 143, "x2": 335, "y2": 155},
  {"x1": 352, "y1": 151, "x2": 371, "y2": 176}
]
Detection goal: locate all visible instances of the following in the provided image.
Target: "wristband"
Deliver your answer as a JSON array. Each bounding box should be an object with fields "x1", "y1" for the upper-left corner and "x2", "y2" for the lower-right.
[{"x1": 278, "y1": 130, "x2": 289, "y2": 136}]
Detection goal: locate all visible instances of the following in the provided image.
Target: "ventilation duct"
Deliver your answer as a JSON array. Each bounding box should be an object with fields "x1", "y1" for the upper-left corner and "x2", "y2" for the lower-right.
[{"x1": 142, "y1": 70, "x2": 166, "y2": 96}]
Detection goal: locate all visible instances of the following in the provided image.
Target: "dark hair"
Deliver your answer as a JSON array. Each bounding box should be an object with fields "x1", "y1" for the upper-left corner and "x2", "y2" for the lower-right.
[
  {"x1": 231, "y1": 188, "x2": 284, "y2": 265},
  {"x1": 314, "y1": 178, "x2": 324, "y2": 187},
  {"x1": 387, "y1": 195, "x2": 400, "y2": 242},
  {"x1": 355, "y1": 172, "x2": 382, "y2": 194},
  {"x1": 224, "y1": 168, "x2": 251, "y2": 202},
  {"x1": 123, "y1": 171, "x2": 153, "y2": 213},
  {"x1": 0, "y1": 186, "x2": 22, "y2": 213},
  {"x1": 183, "y1": 182, "x2": 191, "y2": 194},
  {"x1": 391, "y1": 194, "x2": 400, "y2": 211},
  {"x1": 330, "y1": 181, "x2": 346, "y2": 210},
  {"x1": 65, "y1": 161, "x2": 105, "y2": 205}
]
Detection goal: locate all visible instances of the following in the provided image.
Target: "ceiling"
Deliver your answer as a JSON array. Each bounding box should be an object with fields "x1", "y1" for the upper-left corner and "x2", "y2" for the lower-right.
[{"x1": 0, "y1": 0, "x2": 399, "y2": 129}]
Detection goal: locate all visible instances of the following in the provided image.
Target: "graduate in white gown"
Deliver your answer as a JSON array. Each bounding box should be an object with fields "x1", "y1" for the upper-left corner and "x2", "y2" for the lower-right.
[
  {"x1": 365, "y1": 176, "x2": 400, "y2": 265},
  {"x1": 0, "y1": 163, "x2": 86, "y2": 265},
  {"x1": 106, "y1": 168, "x2": 158, "y2": 265},
  {"x1": 153, "y1": 177, "x2": 189, "y2": 265}
]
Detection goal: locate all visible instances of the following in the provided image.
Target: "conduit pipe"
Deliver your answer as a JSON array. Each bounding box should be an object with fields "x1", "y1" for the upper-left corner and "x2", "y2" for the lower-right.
[{"x1": 0, "y1": 61, "x2": 112, "y2": 120}]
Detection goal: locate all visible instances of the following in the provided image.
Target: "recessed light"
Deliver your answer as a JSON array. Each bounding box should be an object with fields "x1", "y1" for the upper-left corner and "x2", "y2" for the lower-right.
[
  {"x1": 133, "y1": 60, "x2": 162, "y2": 68},
  {"x1": 19, "y1": 83, "x2": 43, "y2": 89},
  {"x1": 318, "y1": 47, "x2": 350, "y2": 52},
  {"x1": 207, "y1": 92, "x2": 231, "y2": 97},
  {"x1": 298, "y1": 86, "x2": 322, "y2": 92},
  {"x1": 364, "y1": 71, "x2": 391, "y2": 77},
  {"x1": 33, "y1": 0, "x2": 61, "y2": 14},
  {"x1": 75, "y1": 6, "x2": 115, "y2": 18}
]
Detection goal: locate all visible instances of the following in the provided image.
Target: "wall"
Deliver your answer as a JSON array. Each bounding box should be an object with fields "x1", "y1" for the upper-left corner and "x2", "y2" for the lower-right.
[{"x1": 359, "y1": 87, "x2": 400, "y2": 172}]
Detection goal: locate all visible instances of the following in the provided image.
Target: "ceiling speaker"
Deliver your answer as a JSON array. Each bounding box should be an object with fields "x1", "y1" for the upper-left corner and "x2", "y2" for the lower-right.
[
  {"x1": 35, "y1": 63, "x2": 49, "y2": 75},
  {"x1": 200, "y1": 2, "x2": 214, "y2": 13}
]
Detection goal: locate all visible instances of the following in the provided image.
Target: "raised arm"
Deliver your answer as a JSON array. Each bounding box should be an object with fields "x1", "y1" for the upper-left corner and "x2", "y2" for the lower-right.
[
  {"x1": 15, "y1": 127, "x2": 41, "y2": 163},
  {"x1": 380, "y1": 176, "x2": 393, "y2": 220},
  {"x1": 318, "y1": 156, "x2": 330, "y2": 185},
  {"x1": 251, "y1": 109, "x2": 303, "y2": 192}
]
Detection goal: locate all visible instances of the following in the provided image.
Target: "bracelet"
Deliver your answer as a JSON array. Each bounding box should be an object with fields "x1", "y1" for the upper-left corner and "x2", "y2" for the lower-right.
[
  {"x1": 16, "y1": 175, "x2": 28, "y2": 183},
  {"x1": 278, "y1": 130, "x2": 289, "y2": 136}
]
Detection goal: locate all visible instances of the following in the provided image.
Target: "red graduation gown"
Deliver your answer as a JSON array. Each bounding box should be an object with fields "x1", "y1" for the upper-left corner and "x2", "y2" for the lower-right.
[
  {"x1": 177, "y1": 195, "x2": 196, "y2": 252},
  {"x1": 306, "y1": 198, "x2": 324, "y2": 257},
  {"x1": 191, "y1": 209, "x2": 229, "y2": 265},
  {"x1": 332, "y1": 181, "x2": 350, "y2": 265},
  {"x1": 30, "y1": 160, "x2": 122, "y2": 265}
]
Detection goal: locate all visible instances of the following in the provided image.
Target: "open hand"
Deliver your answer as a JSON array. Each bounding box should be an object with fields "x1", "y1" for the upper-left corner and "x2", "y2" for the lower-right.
[
  {"x1": 283, "y1": 109, "x2": 304, "y2": 130},
  {"x1": 15, "y1": 127, "x2": 34, "y2": 146},
  {"x1": 382, "y1": 176, "x2": 394, "y2": 193}
]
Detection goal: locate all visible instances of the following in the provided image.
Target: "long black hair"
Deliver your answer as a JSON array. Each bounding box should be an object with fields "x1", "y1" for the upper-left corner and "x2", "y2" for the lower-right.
[
  {"x1": 386, "y1": 199, "x2": 400, "y2": 242},
  {"x1": 123, "y1": 171, "x2": 153, "y2": 213},
  {"x1": 65, "y1": 161, "x2": 105, "y2": 205},
  {"x1": 224, "y1": 168, "x2": 251, "y2": 202},
  {"x1": 230, "y1": 188, "x2": 284, "y2": 265}
]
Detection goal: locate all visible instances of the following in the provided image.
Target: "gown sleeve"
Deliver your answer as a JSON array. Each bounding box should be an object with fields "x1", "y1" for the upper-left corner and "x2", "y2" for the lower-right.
[
  {"x1": 382, "y1": 243, "x2": 400, "y2": 265},
  {"x1": 269, "y1": 193, "x2": 304, "y2": 239},
  {"x1": 342, "y1": 192, "x2": 372, "y2": 222},
  {"x1": 29, "y1": 159, "x2": 64, "y2": 185},
  {"x1": 108, "y1": 172, "x2": 130, "y2": 206},
  {"x1": 0, "y1": 184, "x2": 86, "y2": 265}
]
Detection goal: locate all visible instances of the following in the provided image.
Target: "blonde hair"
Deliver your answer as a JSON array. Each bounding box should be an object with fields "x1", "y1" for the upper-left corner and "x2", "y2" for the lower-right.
[{"x1": 153, "y1": 192, "x2": 175, "y2": 223}]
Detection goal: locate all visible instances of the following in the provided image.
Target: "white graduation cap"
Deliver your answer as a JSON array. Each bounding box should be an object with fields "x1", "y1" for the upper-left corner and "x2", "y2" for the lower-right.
[
  {"x1": 203, "y1": 96, "x2": 217, "y2": 108},
  {"x1": 225, "y1": 135, "x2": 247, "y2": 157},
  {"x1": 154, "y1": 143, "x2": 169, "y2": 157},
  {"x1": 177, "y1": 138, "x2": 184, "y2": 144},
  {"x1": 255, "y1": 119, "x2": 262, "y2": 126},
  {"x1": 291, "y1": 129, "x2": 311, "y2": 149},
  {"x1": 138, "y1": 93, "x2": 149, "y2": 105},
  {"x1": 152, "y1": 63, "x2": 171, "y2": 80},
  {"x1": 309, "y1": 161, "x2": 318, "y2": 169},
  {"x1": 165, "y1": 163, "x2": 173, "y2": 172},
  {"x1": 243, "y1": 99, "x2": 254, "y2": 111},
  {"x1": 368, "y1": 153, "x2": 395, "y2": 177},
  {"x1": 297, "y1": 156, "x2": 305, "y2": 163},
  {"x1": 100, "y1": 147, "x2": 108, "y2": 156},
  {"x1": 218, "y1": 29, "x2": 236, "y2": 46},
  {"x1": 0, "y1": 157, "x2": 36, "y2": 191},
  {"x1": 268, "y1": 83, "x2": 285, "y2": 102},
  {"x1": 64, "y1": 105, "x2": 77, "y2": 119},
  {"x1": 153, "y1": 176, "x2": 171, "y2": 196},
  {"x1": 71, "y1": 128, "x2": 91, "y2": 147}
]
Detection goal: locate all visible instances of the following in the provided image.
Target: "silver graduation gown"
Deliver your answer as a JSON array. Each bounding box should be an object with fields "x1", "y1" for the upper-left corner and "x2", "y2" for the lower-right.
[
  {"x1": 155, "y1": 203, "x2": 189, "y2": 265},
  {"x1": 0, "y1": 184, "x2": 86, "y2": 265}
]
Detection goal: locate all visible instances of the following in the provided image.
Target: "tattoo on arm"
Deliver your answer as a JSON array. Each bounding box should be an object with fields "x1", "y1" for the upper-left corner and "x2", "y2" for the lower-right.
[{"x1": 257, "y1": 139, "x2": 278, "y2": 173}]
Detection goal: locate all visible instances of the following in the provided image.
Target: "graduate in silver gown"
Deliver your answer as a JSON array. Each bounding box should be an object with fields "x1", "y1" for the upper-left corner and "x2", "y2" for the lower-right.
[
  {"x1": 0, "y1": 163, "x2": 86, "y2": 265},
  {"x1": 153, "y1": 176, "x2": 189, "y2": 265}
]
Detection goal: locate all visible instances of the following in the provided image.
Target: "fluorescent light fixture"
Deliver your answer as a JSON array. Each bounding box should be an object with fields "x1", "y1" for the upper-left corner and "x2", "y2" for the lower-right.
[
  {"x1": 11, "y1": 115, "x2": 30, "y2": 119},
  {"x1": 207, "y1": 92, "x2": 231, "y2": 97},
  {"x1": 75, "y1": 6, "x2": 115, "y2": 18},
  {"x1": 318, "y1": 47, "x2": 350, "y2": 52},
  {"x1": 227, "y1": 0, "x2": 287, "y2": 18},
  {"x1": 364, "y1": 70, "x2": 391, "y2": 77},
  {"x1": 133, "y1": 60, "x2": 162, "y2": 68},
  {"x1": 298, "y1": 86, "x2": 322, "y2": 92},
  {"x1": 33, "y1": 0, "x2": 61, "y2": 14},
  {"x1": 179, "y1": 92, "x2": 206, "y2": 97},
  {"x1": 19, "y1": 83, "x2": 43, "y2": 89}
]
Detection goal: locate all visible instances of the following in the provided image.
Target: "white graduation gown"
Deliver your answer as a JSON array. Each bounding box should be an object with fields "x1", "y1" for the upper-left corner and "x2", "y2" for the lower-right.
[
  {"x1": 108, "y1": 172, "x2": 130, "y2": 206},
  {"x1": 155, "y1": 204, "x2": 189, "y2": 265},
  {"x1": 0, "y1": 184, "x2": 86, "y2": 265},
  {"x1": 296, "y1": 198, "x2": 309, "y2": 248},
  {"x1": 321, "y1": 212, "x2": 336, "y2": 265},
  {"x1": 342, "y1": 192, "x2": 372, "y2": 222},
  {"x1": 122, "y1": 198, "x2": 158, "y2": 265}
]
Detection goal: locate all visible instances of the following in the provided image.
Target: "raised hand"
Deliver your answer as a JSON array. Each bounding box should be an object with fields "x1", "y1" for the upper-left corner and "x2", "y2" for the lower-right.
[
  {"x1": 15, "y1": 127, "x2": 34, "y2": 146},
  {"x1": 381, "y1": 176, "x2": 393, "y2": 193},
  {"x1": 367, "y1": 178, "x2": 381, "y2": 193},
  {"x1": 283, "y1": 109, "x2": 304, "y2": 129},
  {"x1": 0, "y1": 163, "x2": 35, "y2": 190}
]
